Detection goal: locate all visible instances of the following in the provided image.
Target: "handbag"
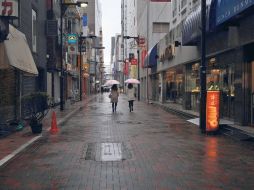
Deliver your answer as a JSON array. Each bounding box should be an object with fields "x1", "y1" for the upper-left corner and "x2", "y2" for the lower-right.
[{"x1": 109, "y1": 94, "x2": 112, "y2": 98}]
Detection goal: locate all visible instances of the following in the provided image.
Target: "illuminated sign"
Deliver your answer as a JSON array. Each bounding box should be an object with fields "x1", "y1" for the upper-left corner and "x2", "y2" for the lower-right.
[
  {"x1": 68, "y1": 34, "x2": 77, "y2": 44},
  {"x1": 206, "y1": 91, "x2": 220, "y2": 132}
]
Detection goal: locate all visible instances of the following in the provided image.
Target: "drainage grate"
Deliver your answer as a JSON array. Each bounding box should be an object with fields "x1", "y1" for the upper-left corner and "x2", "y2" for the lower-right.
[
  {"x1": 117, "y1": 121, "x2": 142, "y2": 125},
  {"x1": 83, "y1": 142, "x2": 132, "y2": 161}
]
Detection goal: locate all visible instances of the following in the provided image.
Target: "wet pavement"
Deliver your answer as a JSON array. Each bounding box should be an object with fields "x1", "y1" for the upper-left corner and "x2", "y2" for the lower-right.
[{"x1": 1, "y1": 93, "x2": 254, "y2": 190}]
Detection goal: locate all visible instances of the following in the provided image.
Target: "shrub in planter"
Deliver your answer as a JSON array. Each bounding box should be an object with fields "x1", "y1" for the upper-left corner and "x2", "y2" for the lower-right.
[{"x1": 22, "y1": 92, "x2": 49, "y2": 134}]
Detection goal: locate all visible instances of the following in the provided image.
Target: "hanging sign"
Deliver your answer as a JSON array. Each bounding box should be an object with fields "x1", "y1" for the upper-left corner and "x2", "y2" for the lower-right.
[
  {"x1": 131, "y1": 58, "x2": 137, "y2": 65},
  {"x1": 0, "y1": 0, "x2": 19, "y2": 17},
  {"x1": 206, "y1": 91, "x2": 220, "y2": 132},
  {"x1": 68, "y1": 34, "x2": 77, "y2": 44},
  {"x1": 68, "y1": 45, "x2": 77, "y2": 55}
]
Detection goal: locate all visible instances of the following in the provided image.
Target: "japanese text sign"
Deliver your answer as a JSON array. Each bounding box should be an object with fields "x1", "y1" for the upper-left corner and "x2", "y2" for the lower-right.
[
  {"x1": 206, "y1": 91, "x2": 220, "y2": 132},
  {"x1": 0, "y1": 0, "x2": 18, "y2": 17}
]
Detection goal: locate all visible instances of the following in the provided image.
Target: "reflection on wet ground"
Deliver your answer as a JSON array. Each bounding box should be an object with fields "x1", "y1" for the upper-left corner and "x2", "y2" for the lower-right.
[{"x1": 0, "y1": 94, "x2": 254, "y2": 190}]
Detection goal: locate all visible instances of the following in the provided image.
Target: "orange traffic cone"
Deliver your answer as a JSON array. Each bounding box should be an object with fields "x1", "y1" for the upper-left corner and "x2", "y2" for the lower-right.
[{"x1": 50, "y1": 111, "x2": 58, "y2": 134}]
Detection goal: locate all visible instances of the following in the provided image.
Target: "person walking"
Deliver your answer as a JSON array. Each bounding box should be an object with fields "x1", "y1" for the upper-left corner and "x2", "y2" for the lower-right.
[
  {"x1": 127, "y1": 83, "x2": 135, "y2": 112},
  {"x1": 109, "y1": 84, "x2": 119, "y2": 112}
]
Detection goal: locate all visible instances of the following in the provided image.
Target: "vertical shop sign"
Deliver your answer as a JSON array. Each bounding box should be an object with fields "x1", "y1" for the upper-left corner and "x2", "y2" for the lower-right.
[
  {"x1": 206, "y1": 91, "x2": 220, "y2": 132},
  {"x1": 0, "y1": 0, "x2": 18, "y2": 17},
  {"x1": 141, "y1": 49, "x2": 147, "y2": 68}
]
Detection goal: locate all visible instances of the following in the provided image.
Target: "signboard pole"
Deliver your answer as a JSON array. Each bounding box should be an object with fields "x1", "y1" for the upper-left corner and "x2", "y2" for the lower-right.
[
  {"x1": 79, "y1": 36, "x2": 82, "y2": 101},
  {"x1": 200, "y1": 0, "x2": 207, "y2": 133}
]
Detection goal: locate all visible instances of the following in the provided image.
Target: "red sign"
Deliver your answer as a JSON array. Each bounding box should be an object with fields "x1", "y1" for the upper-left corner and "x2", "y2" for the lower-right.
[
  {"x1": 138, "y1": 38, "x2": 145, "y2": 45},
  {"x1": 141, "y1": 50, "x2": 147, "y2": 68},
  {"x1": 131, "y1": 58, "x2": 137, "y2": 65},
  {"x1": 206, "y1": 91, "x2": 220, "y2": 132},
  {"x1": 123, "y1": 61, "x2": 129, "y2": 75},
  {"x1": 0, "y1": 0, "x2": 18, "y2": 17}
]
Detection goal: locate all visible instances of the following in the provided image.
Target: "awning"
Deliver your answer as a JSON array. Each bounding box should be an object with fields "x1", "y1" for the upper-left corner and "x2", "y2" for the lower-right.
[
  {"x1": 144, "y1": 44, "x2": 158, "y2": 68},
  {"x1": 0, "y1": 25, "x2": 38, "y2": 75},
  {"x1": 182, "y1": 0, "x2": 213, "y2": 45}
]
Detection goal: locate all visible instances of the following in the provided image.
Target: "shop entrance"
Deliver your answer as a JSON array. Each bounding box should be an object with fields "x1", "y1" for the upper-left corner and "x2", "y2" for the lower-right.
[
  {"x1": 244, "y1": 43, "x2": 254, "y2": 126},
  {"x1": 221, "y1": 66, "x2": 235, "y2": 119}
]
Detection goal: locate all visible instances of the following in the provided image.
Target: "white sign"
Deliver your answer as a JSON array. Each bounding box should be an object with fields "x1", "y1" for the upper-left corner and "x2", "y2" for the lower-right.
[
  {"x1": 68, "y1": 45, "x2": 77, "y2": 55},
  {"x1": 0, "y1": 0, "x2": 19, "y2": 17}
]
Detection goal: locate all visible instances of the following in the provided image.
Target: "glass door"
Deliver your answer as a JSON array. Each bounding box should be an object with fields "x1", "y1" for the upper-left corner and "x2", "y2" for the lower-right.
[
  {"x1": 251, "y1": 61, "x2": 254, "y2": 125},
  {"x1": 221, "y1": 65, "x2": 235, "y2": 119}
]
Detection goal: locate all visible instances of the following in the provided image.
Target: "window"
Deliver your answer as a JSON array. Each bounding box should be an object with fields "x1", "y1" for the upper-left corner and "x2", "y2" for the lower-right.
[
  {"x1": 153, "y1": 22, "x2": 169, "y2": 33},
  {"x1": 172, "y1": 0, "x2": 178, "y2": 17},
  {"x1": 32, "y1": 9, "x2": 37, "y2": 52}
]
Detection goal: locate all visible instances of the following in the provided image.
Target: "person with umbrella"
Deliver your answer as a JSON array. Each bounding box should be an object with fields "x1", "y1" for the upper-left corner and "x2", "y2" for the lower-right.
[
  {"x1": 127, "y1": 83, "x2": 135, "y2": 112},
  {"x1": 124, "y1": 78, "x2": 140, "y2": 112},
  {"x1": 109, "y1": 84, "x2": 119, "y2": 113}
]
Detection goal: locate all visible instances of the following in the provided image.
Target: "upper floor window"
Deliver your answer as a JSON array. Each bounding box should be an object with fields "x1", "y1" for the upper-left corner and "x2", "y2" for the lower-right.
[
  {"x1": 32, "y1": 9, "x2": 37, "y2": 52},
  {"x1": 153, "y1": 22, "x2": 169, "y2": 33}
]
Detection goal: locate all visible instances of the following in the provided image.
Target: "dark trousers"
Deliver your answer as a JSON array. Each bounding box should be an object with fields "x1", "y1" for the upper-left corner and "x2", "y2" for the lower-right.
[
  {"x1": 112, "y1": 102, "x2": 117, "y2": 111},
  {"x1": 128, "y1": 100, "x2": 134, "y2": 111}
]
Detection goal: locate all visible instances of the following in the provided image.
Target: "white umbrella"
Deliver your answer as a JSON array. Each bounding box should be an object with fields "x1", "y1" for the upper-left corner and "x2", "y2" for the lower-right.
[
  {"x1": 104, "y1": 80, "x2": 120, "y2": 86},
  {"x1": 124, "y1": 78, "x2": 140, "y2": 84}
]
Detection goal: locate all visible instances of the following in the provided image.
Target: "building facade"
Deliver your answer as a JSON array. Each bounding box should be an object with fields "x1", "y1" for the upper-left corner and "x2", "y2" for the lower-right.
[
  {"x1": 135, "y1": 0, "x2": 171, "y2": 101},
  {"x1": 150, "y1": 0, "x2": 254, "y2": 126},
  {"x1": 0, "y1": 0, "x2": 47, "y2": 124}
]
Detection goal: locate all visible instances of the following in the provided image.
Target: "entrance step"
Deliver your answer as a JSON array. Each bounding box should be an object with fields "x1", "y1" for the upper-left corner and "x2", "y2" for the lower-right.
[{"x1": 220, "y1": 125, "x2": 254, "y2": 141}]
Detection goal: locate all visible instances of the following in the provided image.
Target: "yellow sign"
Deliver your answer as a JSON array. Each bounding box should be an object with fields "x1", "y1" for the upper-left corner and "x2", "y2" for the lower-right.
[
  {"x1": 83, "y1": 63, "x2": 89, "y2": 73},
  {"x1": 130, "y1": 65, "x2": 137, "y2": 79}
]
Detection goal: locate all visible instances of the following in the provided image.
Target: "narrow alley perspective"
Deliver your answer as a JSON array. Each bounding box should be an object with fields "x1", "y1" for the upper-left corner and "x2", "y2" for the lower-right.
[
  {"x1": 2, "y1": 0, "x2": 254, "y2": 189},
  {"x1": 1, "y1": 94, "x2": 254, "y2": 190}
]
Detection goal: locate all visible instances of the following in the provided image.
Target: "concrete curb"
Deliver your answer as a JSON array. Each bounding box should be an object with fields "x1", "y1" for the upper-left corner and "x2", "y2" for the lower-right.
[{"x1": 152, "y1": 101, "x2": 254, "y2": 139}]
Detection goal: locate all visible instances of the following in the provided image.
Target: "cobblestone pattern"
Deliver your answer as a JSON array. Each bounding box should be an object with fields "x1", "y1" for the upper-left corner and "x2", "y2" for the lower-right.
[{"x1": 0, "y1": 94, "x2": 254, "y2": 190}]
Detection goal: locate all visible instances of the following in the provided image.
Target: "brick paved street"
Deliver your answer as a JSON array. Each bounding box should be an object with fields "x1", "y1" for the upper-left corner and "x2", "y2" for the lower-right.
[{"x1": 1, "y1": 94, "x2": 254, "y2": 190}]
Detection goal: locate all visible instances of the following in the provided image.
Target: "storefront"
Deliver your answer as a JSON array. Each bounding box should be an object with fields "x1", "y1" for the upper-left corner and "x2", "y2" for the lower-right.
[
  {"x1": 164, "y1": 66, "x2": 184, "y2": 104},
  {"x1": 185, "y1": 54, "x2": 236, "y2": 121}
]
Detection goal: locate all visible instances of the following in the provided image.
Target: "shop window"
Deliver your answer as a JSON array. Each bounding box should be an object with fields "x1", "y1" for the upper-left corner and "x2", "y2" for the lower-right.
[
  {"x1": 165, "y1": 67, "x2": 183, "y2": 104},
  {"x1": 153, "y1": 22, "x2": 169, "y2": 33}
]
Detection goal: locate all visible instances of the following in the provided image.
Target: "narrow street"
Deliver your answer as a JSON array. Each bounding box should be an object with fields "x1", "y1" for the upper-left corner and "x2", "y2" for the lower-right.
[{"x1": 0, "y1": 94, "x2": 254, "y2": 190}]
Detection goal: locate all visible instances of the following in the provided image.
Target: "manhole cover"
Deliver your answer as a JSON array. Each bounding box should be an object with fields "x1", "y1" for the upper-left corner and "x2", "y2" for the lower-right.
[{"x1": 83, "y1": 142, "x2": 132, "y2": 161}]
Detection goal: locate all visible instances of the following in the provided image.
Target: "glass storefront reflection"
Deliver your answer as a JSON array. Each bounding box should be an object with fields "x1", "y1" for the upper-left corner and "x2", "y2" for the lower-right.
[
  {"x1": 165, "y1": 66, "x2": 184, "y2": 104},
  {"x1": 185, "y1": 61, "x2": 235, "y2": 120}
]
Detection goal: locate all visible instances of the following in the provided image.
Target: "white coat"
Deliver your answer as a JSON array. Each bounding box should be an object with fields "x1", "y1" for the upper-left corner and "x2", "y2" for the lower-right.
[{"x1": 127, "y1": 88, "x2": 135, "y2": 101}]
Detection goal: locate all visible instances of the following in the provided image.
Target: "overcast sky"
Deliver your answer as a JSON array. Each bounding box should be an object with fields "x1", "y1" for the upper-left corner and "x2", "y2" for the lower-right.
[{"x1": 101, "y1": 0, "x2": 121, "y2": 66}]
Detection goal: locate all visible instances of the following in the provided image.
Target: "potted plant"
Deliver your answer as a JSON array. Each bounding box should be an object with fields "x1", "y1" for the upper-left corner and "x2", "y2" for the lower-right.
[{"x1": 22, "y1": 92, "x2": 49, "y2": 134}]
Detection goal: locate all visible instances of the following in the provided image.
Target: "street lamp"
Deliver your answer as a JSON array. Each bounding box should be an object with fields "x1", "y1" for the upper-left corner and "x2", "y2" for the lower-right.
[
  {"x1": 78, "y1": 34, "x2": 96, "y2": 101},
  {"x1": 59, "y1": 0, "x2": 88, "y2": 111},
  {"x1": 123, "y1": 35, "x2": 140, "y2": 101}
]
